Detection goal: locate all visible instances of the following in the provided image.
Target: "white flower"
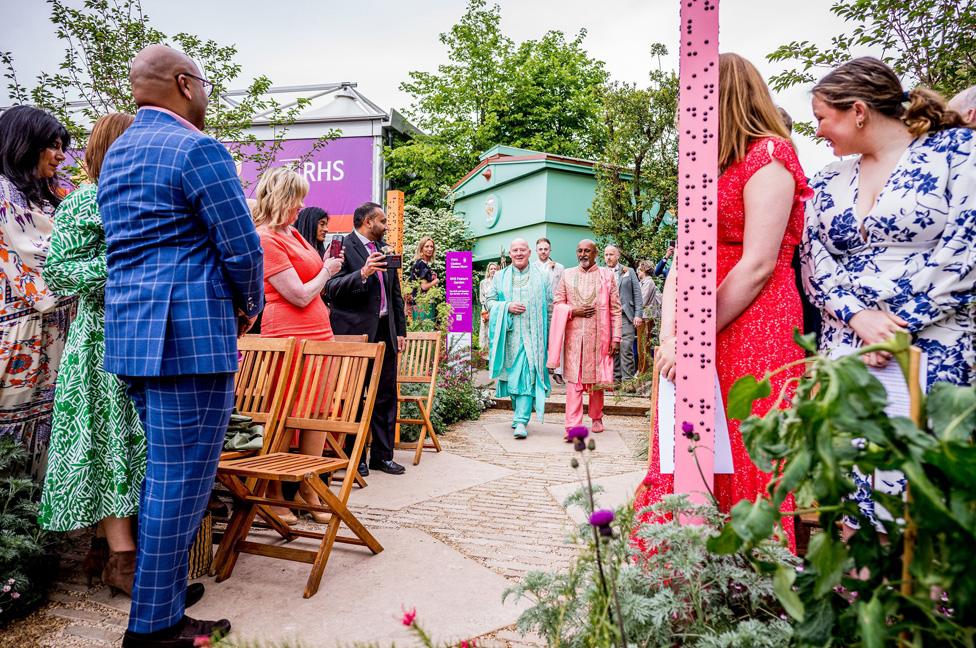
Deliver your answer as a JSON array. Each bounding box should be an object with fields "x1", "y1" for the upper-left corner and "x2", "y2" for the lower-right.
[{"x1": 2, "y1": 585, "x2": 9, "y2": 593}]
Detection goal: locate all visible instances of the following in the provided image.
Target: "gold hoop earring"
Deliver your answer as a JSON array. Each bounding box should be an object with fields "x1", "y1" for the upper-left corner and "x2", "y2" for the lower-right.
[{"x1": 856, "y1": 120, "x2": 864, "y2": 129}]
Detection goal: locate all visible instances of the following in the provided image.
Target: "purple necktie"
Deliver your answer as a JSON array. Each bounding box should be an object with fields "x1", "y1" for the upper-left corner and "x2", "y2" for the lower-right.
[{"x1": 367, "y1": 241, "x2": 387, "y2": 315}]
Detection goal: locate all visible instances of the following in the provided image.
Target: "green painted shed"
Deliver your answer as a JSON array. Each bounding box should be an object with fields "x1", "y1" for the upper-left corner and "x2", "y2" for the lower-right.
[{"x1": 450, "y1": 145, "x2": 599, "y2": 269}]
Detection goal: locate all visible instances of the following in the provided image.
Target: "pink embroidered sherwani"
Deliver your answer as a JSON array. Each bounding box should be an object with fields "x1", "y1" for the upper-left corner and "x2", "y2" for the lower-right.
[{"x1": 548, "y1": 265, "x2": 621, "y2": 430}]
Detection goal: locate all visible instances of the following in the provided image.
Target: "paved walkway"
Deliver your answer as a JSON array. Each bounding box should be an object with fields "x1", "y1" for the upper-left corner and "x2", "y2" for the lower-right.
[{"x1": 5, "y1": 406, "x2": 649, "y2": 647}]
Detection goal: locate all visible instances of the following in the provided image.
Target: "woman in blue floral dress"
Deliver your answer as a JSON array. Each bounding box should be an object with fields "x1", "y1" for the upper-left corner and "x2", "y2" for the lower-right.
[{"x1": 801, "y1": 57, "x2": 974, "y2": 531}]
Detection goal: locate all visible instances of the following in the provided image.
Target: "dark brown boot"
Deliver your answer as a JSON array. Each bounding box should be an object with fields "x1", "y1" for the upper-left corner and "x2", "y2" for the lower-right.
[
  {"x1": 102, "y1": 550, "x2": 137, "y2": 597},
  {"x1": 82, "y1": 536, "x2": 109, "y2": 587}
]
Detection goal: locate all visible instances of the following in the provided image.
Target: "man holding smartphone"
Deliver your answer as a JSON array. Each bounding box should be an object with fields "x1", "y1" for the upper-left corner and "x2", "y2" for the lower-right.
[{"x1": 326, "y1": 202, "x2": 407, "y2": 476}]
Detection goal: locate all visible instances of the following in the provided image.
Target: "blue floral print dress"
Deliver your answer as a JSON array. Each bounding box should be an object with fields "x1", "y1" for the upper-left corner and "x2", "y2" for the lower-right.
[{"x1": 801, "y1": 127, "x2": 976, "y2": 528}]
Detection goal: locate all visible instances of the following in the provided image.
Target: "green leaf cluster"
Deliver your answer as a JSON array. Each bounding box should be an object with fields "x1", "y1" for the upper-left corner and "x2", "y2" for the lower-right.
[
  {"x1": 386, "y1": 0, "x2": 608, "y2": 208},
  {"x1": 767, "y1": 0, "x2": 976, "y2": 135},
  {"x1": 506, "y1": 494, "x2": 796, "y2": 647},
  {"x1": 0, "y1": 438, "x2": 61, "y2": 627},
  {"x1": 713, "y1": 331, "x2": 976, "y2": 646}
]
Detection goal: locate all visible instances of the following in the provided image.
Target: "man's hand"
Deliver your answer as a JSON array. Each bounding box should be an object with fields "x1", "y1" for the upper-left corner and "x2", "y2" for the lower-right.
[
  {"x1": 634, "y1": 317, "x2": 644, "y2": 328},
  {"x1": 360, "y1": 251, "x2": 388, "y2": 279},
  {"x1": 610, "y1": 341, "x2": 620, "y2": 356},
  {"x1": 508, "y1": 302, "x2": 527, "y2": 315},
  {"x1": 237, "y1": 310, "x2": 256, "y2": 337},
  {"x1": 397, "y1": 335, "x2": 406, "y2": 353},
  {"x1": 572, "y1": 305, "x2": 595, "y2": 318}
]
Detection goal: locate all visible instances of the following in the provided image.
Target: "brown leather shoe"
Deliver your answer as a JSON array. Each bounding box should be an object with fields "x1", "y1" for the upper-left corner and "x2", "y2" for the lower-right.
[
  {"x1": 102, "y1": 550, "x2": 137, "y2": 597},
  {"x1": 82, "y1": 537, "x2": 109, "y2": 587}
]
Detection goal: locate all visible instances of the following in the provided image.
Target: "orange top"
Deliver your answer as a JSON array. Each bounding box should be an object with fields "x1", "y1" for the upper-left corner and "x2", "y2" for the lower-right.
[{"x1": 258, "y1": 225, "x2": 334, "y2": 341}]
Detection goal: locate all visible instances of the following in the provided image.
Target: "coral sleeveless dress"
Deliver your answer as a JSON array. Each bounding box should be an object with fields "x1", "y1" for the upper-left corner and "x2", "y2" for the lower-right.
[{"x1": 635, "y1": 137, "x2": 811, "y2": 550}]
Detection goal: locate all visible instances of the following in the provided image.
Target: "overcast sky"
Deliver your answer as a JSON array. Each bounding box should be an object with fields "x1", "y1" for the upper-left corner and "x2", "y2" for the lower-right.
[{"x1": 2, "y1": 0, "x2": 874, "y2": 172}]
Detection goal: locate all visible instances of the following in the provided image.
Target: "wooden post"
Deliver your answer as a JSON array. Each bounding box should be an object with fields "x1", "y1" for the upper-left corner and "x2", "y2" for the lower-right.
[
  {"x1": 673, "y1": 0, "x2": 719, "y2": 504},
  {"x1": 386, "y1": 189, "x2": 405, "y2": 257}
]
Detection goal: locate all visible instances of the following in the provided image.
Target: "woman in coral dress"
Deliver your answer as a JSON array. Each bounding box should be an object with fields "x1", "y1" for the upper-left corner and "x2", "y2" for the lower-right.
[{"x1": 636, "y1": 53, "x2": 811, "y2": 550}]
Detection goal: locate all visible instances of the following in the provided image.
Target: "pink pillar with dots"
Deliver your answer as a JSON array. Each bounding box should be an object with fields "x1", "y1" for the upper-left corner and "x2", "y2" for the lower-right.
[{"x1": 673, "y1": 0, "x2": 719, "y2": 504}]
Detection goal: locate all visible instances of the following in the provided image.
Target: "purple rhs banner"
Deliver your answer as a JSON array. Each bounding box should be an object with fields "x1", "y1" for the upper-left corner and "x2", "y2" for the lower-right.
[
  {"x1": 236, "y1": 137, "x2": 374, "y2": 232},
  {"x1": 445, "y1": 251, "x2": 473, "y2": 334}
]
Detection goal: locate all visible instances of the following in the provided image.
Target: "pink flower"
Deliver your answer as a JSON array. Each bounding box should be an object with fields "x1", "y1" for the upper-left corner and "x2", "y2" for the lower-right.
[
  {"x1": 402, "y1": 607, "x2": 417, "y2": 626},
  {"x1": 460, "y1": 640, "x2": 477, "y2": 648},
  {"x1": 10, "y1": 592, "x2": 20, "y2": 600},
  {"x1": 798, "y1": 183, "x2": 815, "y2": 202},
  {"x1": 193, "y1": 637, "x2": 211, "y2": 647}
]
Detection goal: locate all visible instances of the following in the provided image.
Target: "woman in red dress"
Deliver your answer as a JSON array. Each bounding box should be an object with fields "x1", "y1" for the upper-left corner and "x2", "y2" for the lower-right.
[{"x1": 636, "y1": 53, "x2": 811, "y2": 550}]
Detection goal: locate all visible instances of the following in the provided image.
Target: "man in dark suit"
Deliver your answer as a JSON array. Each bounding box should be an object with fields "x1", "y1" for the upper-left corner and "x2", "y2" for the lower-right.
[{"x1": 327, "y1": 202, "x2": 407, "y2": 476}]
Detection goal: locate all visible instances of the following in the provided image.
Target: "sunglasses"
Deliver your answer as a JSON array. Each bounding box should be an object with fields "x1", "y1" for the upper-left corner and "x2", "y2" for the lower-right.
[{"x1": 175, "y1": 72, "x2": 215, "y2": 98}]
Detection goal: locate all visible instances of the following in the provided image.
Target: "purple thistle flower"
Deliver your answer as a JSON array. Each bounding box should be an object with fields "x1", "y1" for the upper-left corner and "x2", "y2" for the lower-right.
[
  {"x1": 589, "y1": 509, "x2": 614, "y2": 527},
  {"x1": 566, "y1": 426, "x2": 588, "y2": 440},
  {"x1": 681, "y1": 421, "x2": 695, "y2": 439}
]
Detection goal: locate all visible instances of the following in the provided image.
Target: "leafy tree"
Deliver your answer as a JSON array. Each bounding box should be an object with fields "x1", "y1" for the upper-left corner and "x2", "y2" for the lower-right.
[
  {"x1": 588, "y1": 45, "x2": 678, "y2": 268},
  {"x1": 1, "y1": 0, "x2": 332, "y2": 183},
  {"x1": 768, "y1": 0, "x2": 976, "y2": 135},
  {"x1": 387, "y1": 0, "x2": 608, "y2": 208}
]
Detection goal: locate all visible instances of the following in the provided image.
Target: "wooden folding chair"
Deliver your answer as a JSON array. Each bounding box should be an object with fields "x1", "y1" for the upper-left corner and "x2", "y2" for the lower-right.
[
  {"x1": 394, "y1": 331, "x2": 443, "y2": 465},
  {"x1": 212, "y1": 340, "x2": 386, "y2": 598},
  {"x1": 221, "y1": 335, "x2": 297, "y2": 462}
]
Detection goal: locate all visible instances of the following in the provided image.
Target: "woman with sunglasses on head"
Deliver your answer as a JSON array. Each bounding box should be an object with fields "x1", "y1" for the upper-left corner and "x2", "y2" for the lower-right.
[
  {"x1": 0, "y1": 105, "x2": 78, "y2": 478},
  {"x1": 801, "y1": 57, "x2": 975, "y2": 535}
]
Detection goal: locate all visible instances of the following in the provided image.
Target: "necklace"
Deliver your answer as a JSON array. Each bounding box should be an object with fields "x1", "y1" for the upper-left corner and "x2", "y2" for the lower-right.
[
  {"x1": 572, "y1": 269, "x2": 598, "y2": 307},
  {"x1": 512, "y1": 266, "x2": 531, "y2": 288}
]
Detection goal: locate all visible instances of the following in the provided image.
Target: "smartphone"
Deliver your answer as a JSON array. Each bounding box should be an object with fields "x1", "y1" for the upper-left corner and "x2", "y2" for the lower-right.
[
  {"x1": 385, "y1": 254, "x2": 403, "y2": 270},
  {"x1": 327, "y1": 235, "x2": 343, "y2": 258}
]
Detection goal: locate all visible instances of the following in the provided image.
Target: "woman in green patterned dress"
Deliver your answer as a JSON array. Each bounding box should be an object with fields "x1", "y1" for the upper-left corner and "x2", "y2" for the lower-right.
[{"x1": 38, "y1": 113, "x2": 146, "y2": 595}]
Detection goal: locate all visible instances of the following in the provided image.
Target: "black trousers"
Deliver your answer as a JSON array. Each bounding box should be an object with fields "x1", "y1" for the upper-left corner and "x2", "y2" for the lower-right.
[{"x1": 345, "y1": 315, "x2": 398, "y2": 464}]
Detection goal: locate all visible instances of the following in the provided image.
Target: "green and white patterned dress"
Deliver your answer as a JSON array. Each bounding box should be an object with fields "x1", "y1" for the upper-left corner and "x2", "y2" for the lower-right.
[{"x1": 37, "y1": 184, "x2": 146, "y2": 531}]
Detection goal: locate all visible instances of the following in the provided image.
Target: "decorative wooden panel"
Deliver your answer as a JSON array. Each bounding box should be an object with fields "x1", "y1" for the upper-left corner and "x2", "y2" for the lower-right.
[{"x1": 673, "y1": 0, "x2": 719, "y2": 504}]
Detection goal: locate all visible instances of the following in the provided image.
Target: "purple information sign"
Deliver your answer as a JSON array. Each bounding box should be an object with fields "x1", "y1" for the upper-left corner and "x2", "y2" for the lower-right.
[
  {"x1": 445, "y1": 251, "x2": 473, "y2": 334},
  {"x1": 236, "y1": 137, "x2": 374, "y2": 232}
]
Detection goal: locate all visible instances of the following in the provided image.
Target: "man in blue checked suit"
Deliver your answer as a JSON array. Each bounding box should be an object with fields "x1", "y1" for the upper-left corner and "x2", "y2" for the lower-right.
[{"x1": 97, "y1": 45, "x2": 263, "y2": 648}]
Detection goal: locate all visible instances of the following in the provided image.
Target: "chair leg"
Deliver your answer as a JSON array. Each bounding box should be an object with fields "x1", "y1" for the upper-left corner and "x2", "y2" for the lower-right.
[
  {"x1": 309, "y1": 477, "x2": 382, "y2": 554},
  {"x1": 213, "y1": 475, "x2": 260, "y2": 581}
]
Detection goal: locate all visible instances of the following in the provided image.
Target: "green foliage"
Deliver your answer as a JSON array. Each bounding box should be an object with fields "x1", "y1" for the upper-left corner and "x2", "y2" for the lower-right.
[
  {"x1": 767, "y1": 0, "x2": 976, "y2": 136},
  {"x1": 715, "y1": 331, "x2": 976, "y2": 646},
  {"x1": 1, "y1": 0, "x2": 334, "y2": 185},
  {"x1": 0, "y1": 438, "x2": 60, "y2": 626},
  {"x1": 387, "y1": 0, "x2": 608, "y2": 207},
  {"x1": 506, "y1": 494, "x2": 796, "y2": 647},
  {"x1": 589, "y1": 44, "x2": 678, "y2": 266}
]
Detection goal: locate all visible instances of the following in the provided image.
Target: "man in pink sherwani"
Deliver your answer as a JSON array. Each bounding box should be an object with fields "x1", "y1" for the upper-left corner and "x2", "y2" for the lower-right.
[{"x1": 548, "y1": 240, "x2": 622, "y2": 435}]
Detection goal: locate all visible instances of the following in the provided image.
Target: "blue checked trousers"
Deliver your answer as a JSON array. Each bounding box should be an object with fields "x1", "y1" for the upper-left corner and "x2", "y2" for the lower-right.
[{"x1": 122, "y1": 373, "x2": 234, "y2": 633}]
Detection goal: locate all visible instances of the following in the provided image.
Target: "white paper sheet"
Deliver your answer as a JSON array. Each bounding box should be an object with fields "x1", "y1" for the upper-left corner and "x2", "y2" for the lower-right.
[{"x1": 657, "y1": 373, "x2": 734, "y2": 474}]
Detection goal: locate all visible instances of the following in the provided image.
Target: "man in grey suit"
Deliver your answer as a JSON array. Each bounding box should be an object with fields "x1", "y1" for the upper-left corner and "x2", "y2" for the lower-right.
[{"x1": 604, "y1": 245, "x2": 642, "y2": 385}]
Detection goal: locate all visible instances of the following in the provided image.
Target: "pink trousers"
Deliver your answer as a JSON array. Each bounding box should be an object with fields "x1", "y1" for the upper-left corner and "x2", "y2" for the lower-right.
[{"x1": 565, "y1": 381, "x2": 604, "y2": 429}]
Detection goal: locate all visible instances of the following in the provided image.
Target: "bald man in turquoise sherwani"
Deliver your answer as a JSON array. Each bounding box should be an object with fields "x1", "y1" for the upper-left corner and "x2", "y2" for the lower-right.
[{"x1": 486, "y1": 239, "x2": 552, "y2": 438}]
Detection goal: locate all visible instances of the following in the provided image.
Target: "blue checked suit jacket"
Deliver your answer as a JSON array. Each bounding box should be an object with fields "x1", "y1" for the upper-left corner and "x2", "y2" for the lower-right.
[{"x1": 97, "y1": 109, "x2": 264, "y2": 377}]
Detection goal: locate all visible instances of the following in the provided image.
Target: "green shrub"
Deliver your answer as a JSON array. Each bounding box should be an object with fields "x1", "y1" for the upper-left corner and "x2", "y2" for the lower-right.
[{"x1": 0, "y1": 438, "x2": 60, "y2": 626}]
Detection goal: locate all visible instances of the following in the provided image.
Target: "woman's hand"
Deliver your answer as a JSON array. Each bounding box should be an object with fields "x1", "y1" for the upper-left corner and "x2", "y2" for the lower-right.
[
  {"x1": 849, "y1": 309, "x2": 908, "y2": 368},
  {"x1": 655, "y1": 335, "x2": 677, "y2": 382},
  {"x1": 323, "y1": 252, "x2": 344, "y2": 277}
]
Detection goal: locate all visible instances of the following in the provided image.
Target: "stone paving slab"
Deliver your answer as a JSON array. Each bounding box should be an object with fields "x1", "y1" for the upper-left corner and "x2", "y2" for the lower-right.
[
  {"x1": 354, "y1": 449, "x2": 513, "y2": 510},
  {"x1": 547, "y1": 470, "x2": 647, "y2": 524},
  {"x1": 192, "y1": 527, "x2": 526, "y2": 646},
  {"x1": 484, "y1": 419, "x2": 630, "y2": 455}
]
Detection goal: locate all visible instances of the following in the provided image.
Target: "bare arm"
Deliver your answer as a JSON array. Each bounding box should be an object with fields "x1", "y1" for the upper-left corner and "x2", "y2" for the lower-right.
[
  {"x1": 268, "y1": 256, "x2": 342, "y2": 308},
  {"x1": 715, "y1": 159, "x2": 795, "y2": 332},
  {"x1": 655, "y1": 263, "x2": 679, "y2": 380}
]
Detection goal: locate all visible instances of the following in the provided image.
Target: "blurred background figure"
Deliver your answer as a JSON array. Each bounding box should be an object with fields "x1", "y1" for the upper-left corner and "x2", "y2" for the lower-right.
[
  {"x1": 636, "y1": 260, "x2": 661, "y2": 375},
  {"x1": 407, "y1": 236, "x2": 439, "y2": 321},
  {"x1": 478, "y1": 262, "x2": 499, "y2": 352},
  {"x1": 947, "y1": 85, "x2": 976, "y2": 126}
]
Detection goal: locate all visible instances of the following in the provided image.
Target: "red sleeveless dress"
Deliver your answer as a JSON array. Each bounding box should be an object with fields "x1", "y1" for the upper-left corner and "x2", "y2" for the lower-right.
[{"x1": 635, "y1": 137, "x2": 811, "y2": 551}]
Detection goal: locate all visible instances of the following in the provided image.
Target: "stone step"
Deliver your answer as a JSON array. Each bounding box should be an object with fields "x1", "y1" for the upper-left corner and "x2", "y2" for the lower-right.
[{"x1": 491, "y1": 393, "x2": 649, "y2": 417}]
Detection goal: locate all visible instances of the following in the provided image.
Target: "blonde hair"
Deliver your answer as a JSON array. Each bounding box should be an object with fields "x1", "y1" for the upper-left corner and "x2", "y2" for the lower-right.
[
  {"x1": 85, "y1": 113, "x2": 134, "y2": 182},
  {"x1": 813, "y1": 57, "x2": 966, "y2": 137},
  {"x1": 718, "y1": 53, "x2": 792, "y2": 171},
  {"x1": 252, "y1": 167, "x2": 309, "y2": 228},
  {"x1": 413, "y1": 236, "x2": 435, "y2": 261}
]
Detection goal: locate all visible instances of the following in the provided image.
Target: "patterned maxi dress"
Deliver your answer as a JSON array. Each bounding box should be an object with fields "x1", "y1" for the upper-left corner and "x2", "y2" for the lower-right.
[
  {"x1": 801, "y1": 127, "x2": 976, "y2": 528},
  {"x1": 0, "y1": 175, "x2": 76, "y2": 479},
  {"x1": 38, "y1": 184, "x2": 145, "y2": 531},
  {"x1": 636, "y1": 138, "x2": 811, "y2": 550}
]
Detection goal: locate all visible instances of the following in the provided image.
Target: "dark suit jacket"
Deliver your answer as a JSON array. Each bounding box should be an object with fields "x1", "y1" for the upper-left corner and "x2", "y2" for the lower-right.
[{"x1": 326, "y1": 233, "x2": 406, "y2": 344}]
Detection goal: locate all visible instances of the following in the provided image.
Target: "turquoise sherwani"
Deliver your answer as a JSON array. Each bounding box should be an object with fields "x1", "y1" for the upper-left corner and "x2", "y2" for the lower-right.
[{"x1": 486, "y1": 264, "x2": 552, "y2": 422}]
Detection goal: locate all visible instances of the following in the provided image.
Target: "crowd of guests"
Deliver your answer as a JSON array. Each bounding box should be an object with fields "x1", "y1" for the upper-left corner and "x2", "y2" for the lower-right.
[{"x1": 0, "y1": 39, "x2": 974, "y2": 647}]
